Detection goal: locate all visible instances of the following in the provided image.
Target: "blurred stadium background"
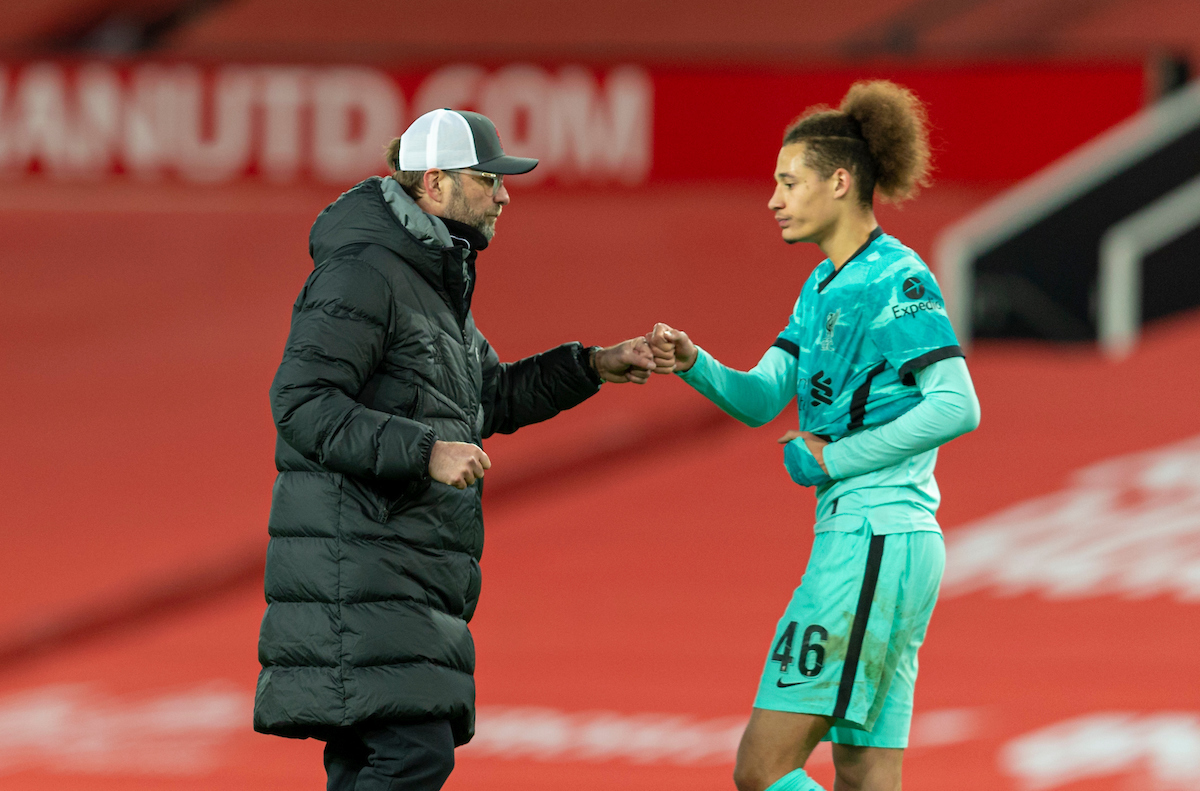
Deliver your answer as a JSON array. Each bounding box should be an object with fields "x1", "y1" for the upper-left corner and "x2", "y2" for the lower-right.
[{"x1": 2, "y1": 1, "x2": 1200, "y2": 789}]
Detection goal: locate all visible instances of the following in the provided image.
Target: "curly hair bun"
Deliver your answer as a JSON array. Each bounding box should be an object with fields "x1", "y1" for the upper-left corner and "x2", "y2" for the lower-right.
[{"x1": 840, "y1": 80, "x2": 932, "y2": 203}]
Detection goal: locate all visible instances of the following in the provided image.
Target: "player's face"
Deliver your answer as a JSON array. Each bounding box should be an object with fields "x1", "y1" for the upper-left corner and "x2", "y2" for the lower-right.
[{"x1": 768, "y1": 143, "x2": 840, "y2": 245}]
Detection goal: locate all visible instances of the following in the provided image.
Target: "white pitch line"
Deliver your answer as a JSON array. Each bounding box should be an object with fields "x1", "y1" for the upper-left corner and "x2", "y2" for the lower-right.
[{"x1": 462, "y1": 706, "x2": 983, "y2": 765}]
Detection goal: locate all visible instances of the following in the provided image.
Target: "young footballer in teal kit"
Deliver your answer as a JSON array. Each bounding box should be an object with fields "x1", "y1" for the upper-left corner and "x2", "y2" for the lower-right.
[{"x1": 648, "y1": 82, "x2": 980, "y2": 791}]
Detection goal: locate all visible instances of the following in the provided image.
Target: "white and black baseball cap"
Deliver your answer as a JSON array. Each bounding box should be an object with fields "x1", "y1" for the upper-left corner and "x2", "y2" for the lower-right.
[{"x1": 397, "y1": 109, "x2": 538, "y2": 175}]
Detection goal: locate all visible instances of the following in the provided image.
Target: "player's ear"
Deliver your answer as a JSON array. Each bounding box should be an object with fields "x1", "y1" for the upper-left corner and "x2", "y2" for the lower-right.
[{"x1": 831, "y1": 168, "x2": 853, "y2": 200}]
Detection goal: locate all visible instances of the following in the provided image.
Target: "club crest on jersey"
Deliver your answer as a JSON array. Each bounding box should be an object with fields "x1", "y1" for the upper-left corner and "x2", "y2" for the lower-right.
[{"x1": 820, "y1": 309, "x2": 840, "y2": 351}]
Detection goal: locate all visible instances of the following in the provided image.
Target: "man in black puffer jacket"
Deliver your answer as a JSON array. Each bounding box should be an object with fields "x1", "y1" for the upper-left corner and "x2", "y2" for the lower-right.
[{"x1": 254, "y1": 109, "x2": 654, "y2": 791}]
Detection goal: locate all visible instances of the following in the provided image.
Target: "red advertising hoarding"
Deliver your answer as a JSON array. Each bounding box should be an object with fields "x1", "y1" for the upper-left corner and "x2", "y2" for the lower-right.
[{"x1": 0, "y1": 60, "x2": 1145, "y2": 187}]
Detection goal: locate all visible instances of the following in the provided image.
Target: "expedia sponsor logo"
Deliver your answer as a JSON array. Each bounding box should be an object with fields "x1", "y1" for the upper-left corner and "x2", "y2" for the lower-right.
[
  {"x1": 892, "y1": 300, "x2": 944, "y2": 319},
  {"x1": 903, "y1": 276, "x2": 926, "y2": 299}
]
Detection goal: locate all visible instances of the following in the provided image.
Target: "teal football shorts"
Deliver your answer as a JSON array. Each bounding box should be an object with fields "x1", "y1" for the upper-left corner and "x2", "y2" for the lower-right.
[{"x1": 752, "y1": 519, "x2": 945, "y2": 748}]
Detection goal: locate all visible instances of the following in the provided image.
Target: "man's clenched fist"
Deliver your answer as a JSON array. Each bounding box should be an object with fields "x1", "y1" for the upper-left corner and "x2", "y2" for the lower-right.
[
  {"x1": 429, "y1": 441, "x2": 491, "y2": 489},
  {"x1": 592, "y1": 337, "x2": 655, "y2": 384}
]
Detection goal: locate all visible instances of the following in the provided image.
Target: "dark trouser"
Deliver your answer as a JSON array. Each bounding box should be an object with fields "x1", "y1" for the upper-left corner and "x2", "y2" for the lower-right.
[{"x1": 323, "y1": 719, "x2": 455, "y2": 791}]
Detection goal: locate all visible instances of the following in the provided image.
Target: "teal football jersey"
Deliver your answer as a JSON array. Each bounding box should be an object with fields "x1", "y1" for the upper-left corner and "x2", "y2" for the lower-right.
[{"x1": 775, "y1": 228, "x2": 963, "y2": 529}]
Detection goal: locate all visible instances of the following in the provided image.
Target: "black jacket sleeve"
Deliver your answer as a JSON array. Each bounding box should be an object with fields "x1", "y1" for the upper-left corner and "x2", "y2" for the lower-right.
[
  {"x1": 478, "y1": 332, "x2": 603, "y2": 438},
  {"x1": 270, "y1": 258, "x2": 436, "y2": 480}
]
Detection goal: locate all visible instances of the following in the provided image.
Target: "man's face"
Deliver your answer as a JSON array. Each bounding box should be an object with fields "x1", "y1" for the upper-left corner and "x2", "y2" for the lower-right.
[
  {"x1": 767, "y1": 143, "x2": 841, "y2": 245},
  {"x1": 444, "y1": 170, "x2": 510, "y2": 242}
]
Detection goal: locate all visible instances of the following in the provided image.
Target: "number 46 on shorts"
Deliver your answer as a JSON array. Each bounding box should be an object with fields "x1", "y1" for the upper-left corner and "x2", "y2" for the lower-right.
[{"x1": 771, "y1": 622, "x2": 828, "y2": 677}]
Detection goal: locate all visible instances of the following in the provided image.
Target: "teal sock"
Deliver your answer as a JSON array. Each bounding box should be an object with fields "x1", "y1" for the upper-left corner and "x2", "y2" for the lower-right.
[{"x1": 764, "y1": 767, "x2": 826, "y2": 791}]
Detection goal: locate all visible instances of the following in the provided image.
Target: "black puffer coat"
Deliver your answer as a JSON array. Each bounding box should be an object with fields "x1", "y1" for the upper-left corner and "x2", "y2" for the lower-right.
[{"x1": 253, "y1": 176, "x2": 601, "y2": 745}]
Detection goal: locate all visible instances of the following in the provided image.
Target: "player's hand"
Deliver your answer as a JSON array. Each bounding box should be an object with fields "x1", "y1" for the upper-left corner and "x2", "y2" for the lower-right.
[
  {"x1": 592, "y1": 337, "x2": 655, "y2": 384},
  {"x1": 646, "y1": 323, "x2": 698, "y2": 373},
  {"x1": 777, "y1": 430, "x2": 829, "y2": 474},
  {"x1": 429, "y1": 441, "x2": 491, "y2": 489}
]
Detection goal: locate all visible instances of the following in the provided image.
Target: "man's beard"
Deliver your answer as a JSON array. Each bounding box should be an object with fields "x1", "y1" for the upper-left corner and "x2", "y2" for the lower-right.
[{"x1": 446, "y1": 188, "x2": 498, "y2": 241}]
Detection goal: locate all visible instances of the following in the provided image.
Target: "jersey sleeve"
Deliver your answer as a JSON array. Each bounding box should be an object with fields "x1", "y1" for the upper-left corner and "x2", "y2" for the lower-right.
[
  {"x1": 771, "y1": 295, "x2": 805, "y2": 358},
  {"x1": 822, "y1": 356, "x2": 980, "y2": 480},
  {"x1": 866, "y1": 257, "x2": 963, "y2": 383},
  {"x1": 676, "y1": 345, "x2": 796, "y2": 427}
]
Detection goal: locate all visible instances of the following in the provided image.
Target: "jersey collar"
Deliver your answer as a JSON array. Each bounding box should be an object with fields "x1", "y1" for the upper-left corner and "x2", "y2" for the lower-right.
[{"x1": 816, "y1": 226, "x2": 884, "y2": 293}]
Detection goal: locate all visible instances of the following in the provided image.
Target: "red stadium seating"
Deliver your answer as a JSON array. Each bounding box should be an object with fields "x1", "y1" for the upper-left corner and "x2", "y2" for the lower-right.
[
  {"x1": 5, "y1": 0, "x2": 1197, "y2": 66},
  {"x1": 155, "y1": 0, "x2": 1200, "y2": 65},
  {"x1": 160, "y1": 0, "x2": 917, "y2": 60},
  {"x1": 0, "y1": 1, "x2": 185, "y2": 48}
]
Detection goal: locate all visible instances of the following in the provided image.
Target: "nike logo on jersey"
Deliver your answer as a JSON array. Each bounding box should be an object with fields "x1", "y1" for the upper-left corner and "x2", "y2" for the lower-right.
[{"x1": 776, "y1": 678, "x2": 813, "y2": 688}]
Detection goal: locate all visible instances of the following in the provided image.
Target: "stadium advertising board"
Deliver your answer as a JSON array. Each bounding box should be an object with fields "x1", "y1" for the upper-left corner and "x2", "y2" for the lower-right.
[{"x1": 0, "y1": 61, "x2": 1143, "y2": 187}]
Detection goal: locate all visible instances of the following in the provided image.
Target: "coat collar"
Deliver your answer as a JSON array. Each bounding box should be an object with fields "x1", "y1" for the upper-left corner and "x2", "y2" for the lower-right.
[{"x1": 309, "y1": 177, "x2": 480, "y2": 318}]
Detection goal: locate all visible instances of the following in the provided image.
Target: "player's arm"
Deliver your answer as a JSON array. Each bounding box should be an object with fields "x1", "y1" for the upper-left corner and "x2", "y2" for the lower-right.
[
  {"x1": 647, "y1": 323, "x2": 795, "y2": 427},
  {"x1": 820, "y1": 356, "x2": 980, "y2": 479}
]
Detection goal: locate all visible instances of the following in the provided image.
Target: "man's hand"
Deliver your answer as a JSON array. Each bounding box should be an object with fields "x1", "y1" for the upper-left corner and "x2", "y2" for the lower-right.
[
  {"x1": 646, "y1": 323, "x2": 698, "y2": 373},
  {"x1": 592, "y1": 337, "x2": 655, "y2": 384},
  {"x1": 778, "y1": 430, "x2": 829, "y2": 474},
  {"x1": 429, "y1": 441, "x2": 491, "y2": 489}
]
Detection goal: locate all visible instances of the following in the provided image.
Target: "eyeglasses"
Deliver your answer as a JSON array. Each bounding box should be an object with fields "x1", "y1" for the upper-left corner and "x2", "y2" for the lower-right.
[{"x1": 444, "y1": 169, "x2": 503, "y2": 197}]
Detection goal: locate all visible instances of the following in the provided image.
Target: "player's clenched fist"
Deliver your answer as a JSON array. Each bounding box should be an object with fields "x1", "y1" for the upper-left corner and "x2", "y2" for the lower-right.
[
  {"x1": 646, "y1": 323, "x2": 698, "y2": 373},
  {"x1": 429, "y1": 441, "x2": 491, "y2": 489}
]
